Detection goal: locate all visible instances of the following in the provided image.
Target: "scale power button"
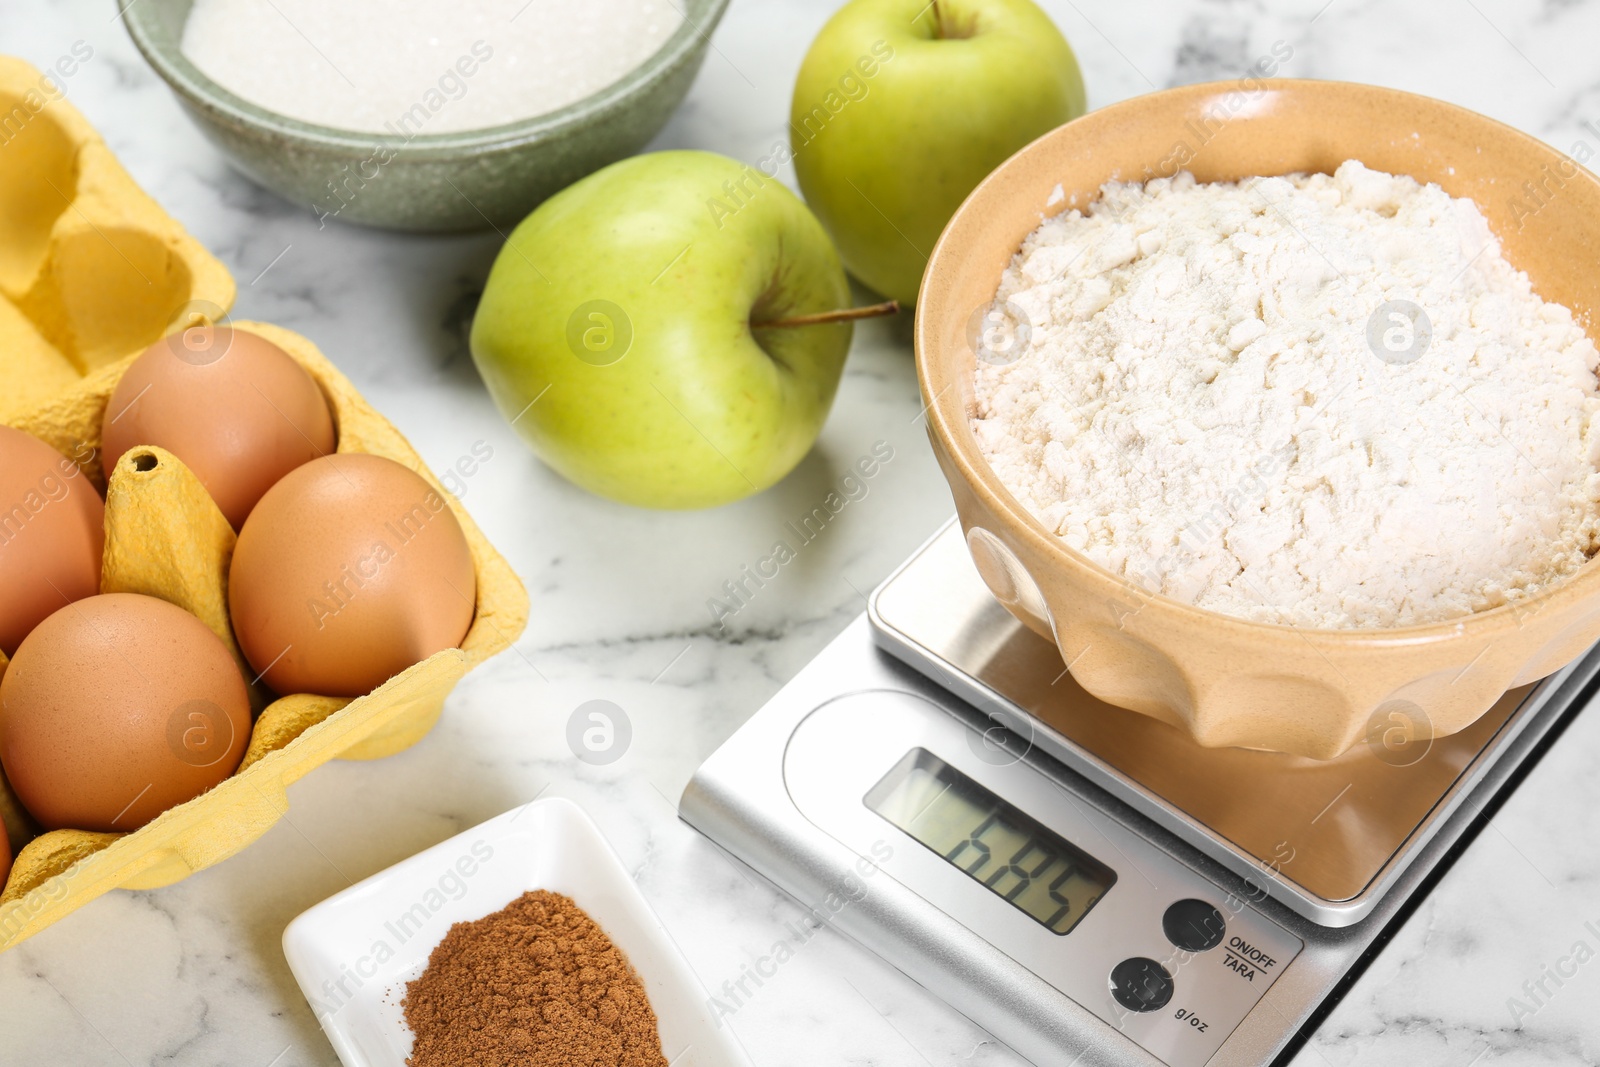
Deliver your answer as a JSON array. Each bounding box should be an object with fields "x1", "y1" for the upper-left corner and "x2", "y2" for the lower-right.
[
  {"x1": 1162, "y1": 899, "x2": 1226, "y2": 952},
  {"x1": 1109, "y1": 957, "x2": 1175, "y2": 1013}
]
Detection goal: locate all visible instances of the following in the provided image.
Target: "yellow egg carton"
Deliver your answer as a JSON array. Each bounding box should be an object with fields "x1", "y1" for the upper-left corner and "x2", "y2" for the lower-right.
[{"x1": 0, "y1": 58, "x2": 529, "y2": 950}]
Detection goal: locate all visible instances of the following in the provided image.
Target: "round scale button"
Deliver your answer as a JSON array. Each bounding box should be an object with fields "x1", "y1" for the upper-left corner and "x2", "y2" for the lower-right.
[
  {"x1": 1163, "y1": 898, "x2": 1226, "y2": 952},
  {"x1": 1109, "y1": 957, "x2": 1174, "y2": 1013}
]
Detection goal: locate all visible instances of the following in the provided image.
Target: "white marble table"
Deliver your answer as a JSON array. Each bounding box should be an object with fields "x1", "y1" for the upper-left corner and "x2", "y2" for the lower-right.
[{"x1": 7, "y1": 0, "x2": 1600, "y2": 1064}]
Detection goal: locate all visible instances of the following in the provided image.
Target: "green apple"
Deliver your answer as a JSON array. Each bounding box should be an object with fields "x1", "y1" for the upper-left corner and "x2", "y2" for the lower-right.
[
  {"x1": 470, "y1": 150, "x2": 853, "y2": 510},
  {"x1": 791, "y1": 0, "x2": 1085, "y2": 306}
]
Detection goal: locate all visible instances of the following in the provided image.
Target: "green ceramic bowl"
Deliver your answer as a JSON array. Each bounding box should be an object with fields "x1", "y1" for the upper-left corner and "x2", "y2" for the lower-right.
[{"x1": 123, "y1": 0, "x2": 730, "y2": 232}]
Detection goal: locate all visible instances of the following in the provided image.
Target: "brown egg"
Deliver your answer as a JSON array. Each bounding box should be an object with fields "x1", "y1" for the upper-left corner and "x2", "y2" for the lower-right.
[
  {"x1": 229, "y1": 454, "x2": 476, "y2": 698},
  {"x1": 0, "y1": 427, "x2": 104, "y2": 656},
  {"x1": 101, "y1": 326, "x2": 337, "y2": 529},
  {"x1": 0, "y1": 594, "x2": 251, "y2": 832}
]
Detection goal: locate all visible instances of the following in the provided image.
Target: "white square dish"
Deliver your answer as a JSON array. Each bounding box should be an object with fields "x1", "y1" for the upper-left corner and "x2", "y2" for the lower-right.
[{"x1": 282, "y1": 797, "x2": 751, "y2": 1067}]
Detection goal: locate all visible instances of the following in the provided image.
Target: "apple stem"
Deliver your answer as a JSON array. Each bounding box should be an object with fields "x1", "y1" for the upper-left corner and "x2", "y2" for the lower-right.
[
  {"x1": 925, "y1": 0, "x2": 975, "y2": 39},
  {"x1": 753, "y1": 300, "x2": 901, "y2": 329}
]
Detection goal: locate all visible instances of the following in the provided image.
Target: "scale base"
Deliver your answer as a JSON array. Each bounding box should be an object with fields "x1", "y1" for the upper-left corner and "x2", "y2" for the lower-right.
[{"x1": 681, "y1": 522, "x2": 1600, "y2": 1067}]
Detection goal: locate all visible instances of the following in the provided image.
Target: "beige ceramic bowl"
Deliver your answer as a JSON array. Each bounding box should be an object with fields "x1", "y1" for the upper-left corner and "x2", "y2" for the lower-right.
[{"x1": 916, "y1": 79, "x2": 1600, "y2": 760}]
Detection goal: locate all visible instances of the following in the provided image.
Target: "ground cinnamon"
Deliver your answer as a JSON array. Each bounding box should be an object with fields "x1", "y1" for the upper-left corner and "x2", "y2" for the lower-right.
[{"x1": 402, "y1": 889, "x2": 669, "y2": 1067}]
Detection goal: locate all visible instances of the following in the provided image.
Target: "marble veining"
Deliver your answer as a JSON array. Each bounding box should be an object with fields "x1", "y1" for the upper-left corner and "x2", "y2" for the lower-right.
[{"x1": 6, "y1": 0, "x2": 1600, "y2": 1064}]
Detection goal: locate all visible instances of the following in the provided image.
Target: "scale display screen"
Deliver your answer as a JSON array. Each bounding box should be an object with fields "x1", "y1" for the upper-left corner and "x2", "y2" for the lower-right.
[{"x1": 866, "y1": 749, "x2": 1116, "y2": 935}]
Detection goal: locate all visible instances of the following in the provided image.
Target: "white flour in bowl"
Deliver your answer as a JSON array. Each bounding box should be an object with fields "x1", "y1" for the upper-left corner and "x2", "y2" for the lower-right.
[{"x1": 972, "y1": 161, "x2": 1600, "y2": 629}]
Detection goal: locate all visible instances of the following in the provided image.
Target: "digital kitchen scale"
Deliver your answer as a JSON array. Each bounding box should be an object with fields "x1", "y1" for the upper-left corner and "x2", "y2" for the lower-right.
[{"x1": 680, "y1": 519, "x2": 1600, "y2": 1067}]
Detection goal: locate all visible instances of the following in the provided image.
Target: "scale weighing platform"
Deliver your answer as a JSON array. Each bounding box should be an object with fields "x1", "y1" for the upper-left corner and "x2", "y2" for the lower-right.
[{"x1": 680, "y1": 520, "x2": 1600, "y2": 1067}]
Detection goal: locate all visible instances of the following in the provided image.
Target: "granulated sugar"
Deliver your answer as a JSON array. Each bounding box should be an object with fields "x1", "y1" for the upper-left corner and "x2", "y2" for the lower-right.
[
  {"x1": 181, "y1": 0, "x2": 681, "y2": 134},
  {"x1": 973, "y1": 161, "x2": 1600, "y2": 629}
]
